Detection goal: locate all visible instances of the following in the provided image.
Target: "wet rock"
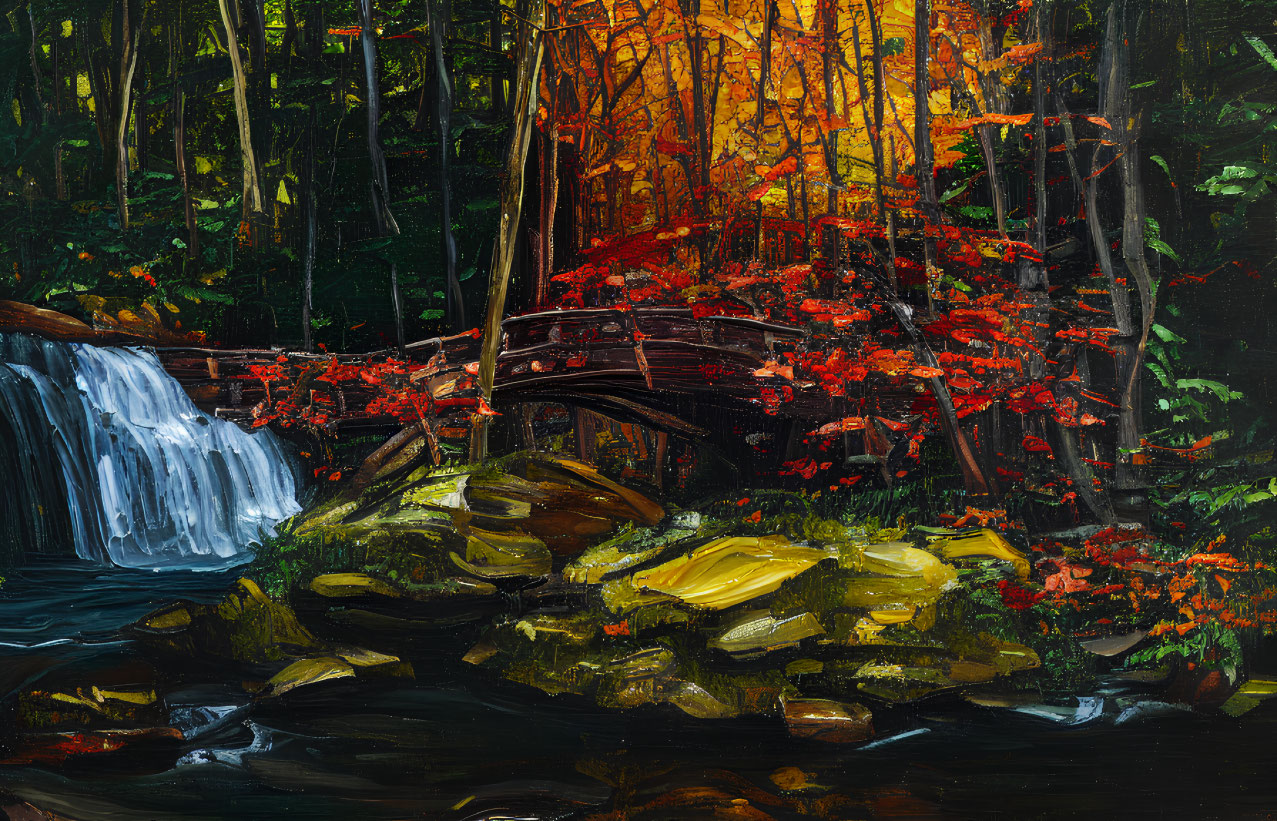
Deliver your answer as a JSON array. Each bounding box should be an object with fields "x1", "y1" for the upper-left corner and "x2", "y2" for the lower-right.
[
  {"x1": 131, "y1": 578, "x2": 324, "y2": 665},
  {"x1": 783, "y1": 698, "x2": 874, "y2": 743},
  {"x1": 333, "y1": 645, "x2": 414, "y2": 679},
  {"x1": 709, "y1": 611, "x2": 825, "y2": 658},
  {"x1": 462, "y1": 638, "x2": 500, "y2": 665},
  {"x1": 263, "y1": 657, "x2": 355, "y2": 698},
  {"x1": 1079, "y1": 629, "x2": 1148, "y2": 657},
  {"x1": 566, "y1": 524, "x2": 695, "y2": 585},
  {"x1": 464, "y1": 454, "x2": 664, "y2": 553},
  {"x1": 309, "y1": 572, "x2": 404, "y2": 599},
  {"x1": 932, "y1": 528, "x2": 1030, "y2": 579},
  {"x1": 660, "y1": 681, "x2": 737, "y2": 719},
  {"x1": 1220, "y1": 678, "x2": 1277, "y2": 717},
  {"x1": 842, "y1": 542, "x2": 958, "y2": 611},
  {"x1": 628, "y1": 535, "x2": 831, "y2": 611},
  {"x1": 769, "y1": 766, "x2": 822, "y2": 792},
  {"x1": 450, "y1": 526, "x2": 552, "y2": 579},
  {"x1": 17, "y1": 686, "x2": 164, "y2": 732},
  {"x1": 0, "y1": 792, "x2": 78, "y2": 821}
]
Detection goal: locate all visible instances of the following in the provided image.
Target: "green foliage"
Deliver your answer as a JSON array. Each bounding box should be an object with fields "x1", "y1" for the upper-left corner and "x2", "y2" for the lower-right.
[{"x1": 0, "y1": 0, "x2": 514, "y2": 347}]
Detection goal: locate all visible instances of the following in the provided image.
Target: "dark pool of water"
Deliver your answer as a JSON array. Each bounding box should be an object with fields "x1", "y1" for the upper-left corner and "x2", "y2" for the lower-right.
[{"x1": 1, "y1": 562, "x2": 1274, "y2": 820}]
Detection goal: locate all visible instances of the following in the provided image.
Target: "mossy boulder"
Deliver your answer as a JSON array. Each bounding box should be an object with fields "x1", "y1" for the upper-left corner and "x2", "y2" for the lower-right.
[{"x1": 131, "y1": 578, "x2": 325, "y2": 665}]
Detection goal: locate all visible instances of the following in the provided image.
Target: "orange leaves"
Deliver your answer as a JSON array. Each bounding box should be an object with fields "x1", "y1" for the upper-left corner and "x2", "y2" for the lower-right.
[
  {"x1": 951, "y1": 112, "x2": 1035, "y2": 130},
  {"x1": 755, "y1": 156, "x2": 798, "y2": 182},
  {"x1": 810, "y1": 416, "x2": 868, "y2": 437},
  {"x1": 753, "y1": 360, "x2": 795, "y2": 380},
  {"x1": 1003, "y1": 42, "x2": 1043, "y2": 63},
  {"x1": 798, "y1": 298, "x2": 849, "y2": 314}
]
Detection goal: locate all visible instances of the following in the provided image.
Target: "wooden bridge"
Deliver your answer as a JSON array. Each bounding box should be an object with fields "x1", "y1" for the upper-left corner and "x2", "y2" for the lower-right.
[{"x1": 152, "y1": 307, "x2": 833, "y2": 442}]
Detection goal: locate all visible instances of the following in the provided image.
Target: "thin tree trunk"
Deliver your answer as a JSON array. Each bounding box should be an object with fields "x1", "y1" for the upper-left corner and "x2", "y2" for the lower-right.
[
  {"x1": 1109, "y1": 3, "x2": 1154, "y2": 497},
  {"x1": 302, "y1": 105, "x2": 318, "y2": 351},
  {"x1": 1090, "y1": 5, "x2": 1140, "y2": 494},
  {"x1": 78, "y1": 31, "x2": 113, "y2": 182},
  {"x1": 490, "y1": 7, "x2": 506, "y2": 112},
  {"x1": 885, "y1": 296, "x2": 994, "y2": 495},
  {"x1": 1019, "y1": 0, "x2": 1049, "y2": 292},
  {"x1": 822, "y1": 0, "x2": 839, "y2": 198},
  {"x1": 217, "y1": 0, "x2": 264, "y2": 218},
  {"x1": 861, "y1": 2, "x2": 897, "y2": 288},
  {"x1": 173, "y1": 36, "x2": 199, "y2": 259},
  {"x1": 51, "y1": 31, "x2": 66, "y2": 199},
  {"x1": 247, "y1": 0, "x2": 270, "y2": 165},
  {"x1": 430, "y1": 0, "x2": 462, "y2": 328},
  {"x1": 115, "y1": 0, "x2": 144, "y2": 231},
  {"x1": 975, "y1": 11, "x2": 1008, "y2": 238},
  {"x1": 390, "y1": 262, "x2": 405, "y2": 355},
  {"x1": 850, "y1": 23, "x2": 877, "y2": 198},
  {"x1": 473, "y1": 0, "x2": 547, "y2": 462},
  {"x1": 358, "y1": 0, "x2": 399, "y2": 235},
  {"x1": 26, "y1": 5, "x2": 45, "y2": 126},
  {"x1": 914, "y1": 0, "x2": 939, "y2": 309},
  {"x1": 536, "y1": 125, "x2": 558, "y2": 307}
]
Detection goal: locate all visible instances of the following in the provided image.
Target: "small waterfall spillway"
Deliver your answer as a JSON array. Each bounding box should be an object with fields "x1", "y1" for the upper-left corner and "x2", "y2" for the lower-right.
[{"x1": 0, "y1": 332, "x2": 301, "y2": 569}]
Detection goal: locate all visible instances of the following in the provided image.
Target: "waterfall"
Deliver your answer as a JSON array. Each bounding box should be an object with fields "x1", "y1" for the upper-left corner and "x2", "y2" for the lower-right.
[{"x1": 0, "y1": 333, "x2": 300, "y2": 569}]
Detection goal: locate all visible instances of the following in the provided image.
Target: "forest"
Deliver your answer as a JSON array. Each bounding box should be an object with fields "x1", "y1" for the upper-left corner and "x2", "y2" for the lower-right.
[{"x1": 1, "y1": 0, "x2": 1277, "y2": 814}]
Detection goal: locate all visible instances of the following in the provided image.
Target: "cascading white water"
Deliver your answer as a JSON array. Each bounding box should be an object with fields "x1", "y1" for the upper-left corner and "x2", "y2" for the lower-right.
[{"x1": 0, "y1": 332, "x2": 300, "y2": 569}]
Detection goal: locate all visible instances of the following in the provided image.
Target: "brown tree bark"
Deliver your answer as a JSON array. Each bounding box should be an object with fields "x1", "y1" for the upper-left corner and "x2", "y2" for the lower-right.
[
  {"x1": 473, "y1": 0, "x2": 547, "y2": 461},
  {"x1": 114, "y1": 0, "x2": 145, "y2": 231},
  {"x1": 358, "y1": 0, "x2": 399, "y2": 235},
  {"x1": 429, "y1": 0, "x2": 462, "y2": 328},
  {"x1": 217, "y1": 0, "x2": 264, "y2": 219},
  {"x1": 914, "y1": 0, "x2": 939, "y2": 309}
]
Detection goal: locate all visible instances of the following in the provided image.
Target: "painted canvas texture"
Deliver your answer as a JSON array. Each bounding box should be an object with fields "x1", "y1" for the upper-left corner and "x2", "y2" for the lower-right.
[{"x1": 1, "y1": 0, "x2": 1276, "y2": 816}]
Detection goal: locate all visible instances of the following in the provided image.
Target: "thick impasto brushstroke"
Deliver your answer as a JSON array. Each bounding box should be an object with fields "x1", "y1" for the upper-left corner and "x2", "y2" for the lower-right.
[
  {"x1": 0, "y1": 0, "x2": 1275, "y2": 817},
  {"x1": 0, "y1": 333, "x2": 298, "y2": 568}
]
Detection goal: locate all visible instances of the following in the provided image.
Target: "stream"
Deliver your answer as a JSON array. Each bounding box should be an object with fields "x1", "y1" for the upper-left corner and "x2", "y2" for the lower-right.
[
  {"x1": 1, "y1": 335, "x2": 1274, "y2": 818},
  {"x1": 1, "y1": 561, "x2": 1275, "y2": 819}
]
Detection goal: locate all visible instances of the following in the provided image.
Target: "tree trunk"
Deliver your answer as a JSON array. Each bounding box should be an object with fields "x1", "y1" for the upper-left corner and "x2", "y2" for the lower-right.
[
  {"x1": 429, "y1": 0, "x2": 462, "y2": 328},
  {"x1": 247, "y1": 0, "x2": 271, "y2": 165},
  {"x1": 490, "y1": 7, "x2": 506, "y2": 112},
  {"x1": 536, "y1": 125, "x2": 558, "y2": 307},
  {"x1": 302, "y1": 105, "x2": 318, "y2": 351},
  {"x1": 884, "y1": 296, "x2": 994, "y2": 495},
  {"x1": 217, "y1": 0, "x2": 264, "y2": 218},
  {"x1": 914, "y1": 0, "x2": 939, "y2": 306},
  {"x1": 115, "y1": 0, "x2": 144, "y2": 231},
  {"x1": 854, "y1": 7, "x2": 896, "y2": 289},
  {"x1": 358, "y1": 0, "x2": 399, "y2": 235},
  {"x1": 173, "y1": 63, "x2": 198, "y2": 258},
  {"x1": 1109, "y1": 3, "x2": 1155, "y2": 498},
  {"x1": 390, "y1": 262, "x2": 405, "y2": 355},
  {"x1": 473, "y1": 0, "x2": 547, "y2": 462}
]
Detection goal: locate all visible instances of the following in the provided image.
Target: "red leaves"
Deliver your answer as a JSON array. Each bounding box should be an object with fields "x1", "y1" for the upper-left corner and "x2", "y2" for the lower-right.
[
  {"x1": 997, "y1": 579, "x2": 1046, "y2": 610},
  {"x1": 1022, "y1": 435, "x2": 1054, "y2": 457},
  {"x1": 655, "y1": 138, "x2": 692, "y2": 157}
]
